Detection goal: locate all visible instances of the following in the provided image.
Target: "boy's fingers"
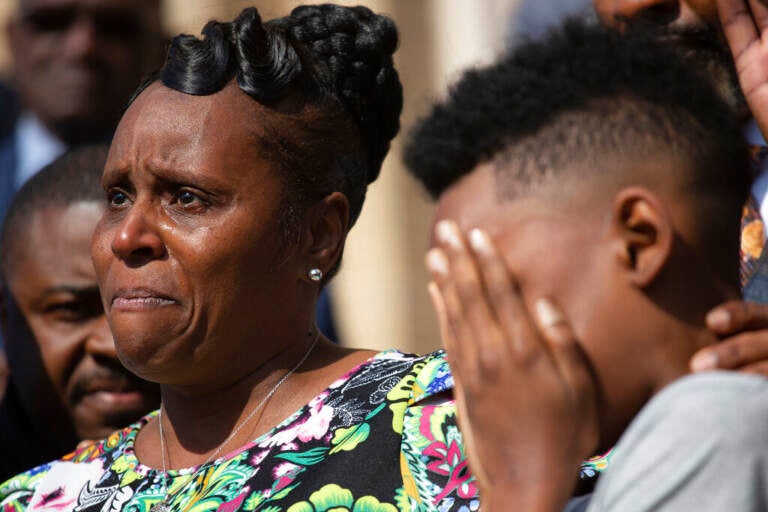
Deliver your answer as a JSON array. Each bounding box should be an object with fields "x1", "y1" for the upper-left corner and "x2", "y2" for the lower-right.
[
  {"x1": 534, "y1": 299, "x2": 596, "y2": 411},
  {"x1": 748, "y1": 0, "x2": 768, "y2": 31},
  {"x1": 426, "y1": 248, "x2": 478, "y2": 373},
  {"x1": 434, "y1": 221, "x2": 502, "y2": 343},
  {"x1": 718, "y1": 0, "x2": 760, "y2": 59},
  {"x1": 706, "y1": 300, "x2": 768, "y2": 334},
  {"x1": 691, "y1": 331, "x2": 768, "y2": 371},
  {"x1": 466, "y1": 227, "x2": 543, "y2": 364}
]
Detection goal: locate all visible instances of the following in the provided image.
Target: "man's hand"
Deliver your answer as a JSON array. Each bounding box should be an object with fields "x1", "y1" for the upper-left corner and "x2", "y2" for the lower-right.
[
  {"x1": 425, "y1": 220, "x2": 599, "y2": 512},
  {"x1": 717, "y1": 0, "x2": 768, "y2": 135},
  {"x1": 692, "y1": 300, "x2": 768, "y2": 374}
]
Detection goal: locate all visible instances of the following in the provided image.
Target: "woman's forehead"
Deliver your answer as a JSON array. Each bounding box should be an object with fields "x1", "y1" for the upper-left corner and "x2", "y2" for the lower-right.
[{"x1": 108, "y1": 83, "x2": 269, "y2": 171}]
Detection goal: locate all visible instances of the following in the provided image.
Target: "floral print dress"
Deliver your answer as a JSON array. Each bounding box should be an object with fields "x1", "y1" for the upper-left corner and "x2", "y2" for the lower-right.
[{"x1": 0, "y1": 351, "x2": 481, "y2": 512}]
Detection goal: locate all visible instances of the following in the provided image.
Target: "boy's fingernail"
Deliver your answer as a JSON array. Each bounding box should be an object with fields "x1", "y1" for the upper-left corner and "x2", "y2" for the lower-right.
[
  {"x1": 426, "y1": 248, "x2": 450, "y2": 276},
  {"x1": 691, "y1": 351, "x2": 718, "y2": 372},
  {"x1": 535, "y1": 298, "x2": 563, "y2": 328},
  {"x1": 706, "y1": 309, "x2": 731, "y2": 330},
  {"x1": 435, "y1": 220, "x2": 463, "y2": 250},
  {"x1": 468, "y1": 228, "x2": 492, "y2": 255}
]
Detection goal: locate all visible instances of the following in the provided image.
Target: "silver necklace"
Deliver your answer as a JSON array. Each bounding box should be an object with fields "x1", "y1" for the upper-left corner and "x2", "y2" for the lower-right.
[{"x1": 150, "y1": 333, "x2": 320, "y2": 512}]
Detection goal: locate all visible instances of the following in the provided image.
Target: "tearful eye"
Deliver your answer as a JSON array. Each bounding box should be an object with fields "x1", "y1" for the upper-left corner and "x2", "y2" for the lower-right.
[
  {"x1": 108, "y1": 190, "x2": 128, "y2": 206},
  {"x1": 178, "y1": 190, "x2": 198, "y2": 205}
]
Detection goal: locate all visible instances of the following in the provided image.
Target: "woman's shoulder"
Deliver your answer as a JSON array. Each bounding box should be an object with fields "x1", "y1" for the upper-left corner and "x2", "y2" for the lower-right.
[
  {"x1": 343, "y1": 349, "x2": 452, "y2": 404},
  {"x1": 0, "y1": 414, "x2": 150, "y2": 510}
]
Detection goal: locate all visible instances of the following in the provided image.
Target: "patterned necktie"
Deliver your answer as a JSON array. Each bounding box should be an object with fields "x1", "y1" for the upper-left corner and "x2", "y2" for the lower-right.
[
  {"x1": 742, "y1": 194, "x2": 766, "y2": 288},
  {"x1": 742, "y1": 146, "x2": 768, "y2": 287}
]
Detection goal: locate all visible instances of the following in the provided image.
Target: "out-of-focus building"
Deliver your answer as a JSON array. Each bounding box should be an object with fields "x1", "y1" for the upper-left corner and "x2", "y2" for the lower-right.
[{"x1": 0, "y1": 0, "x2": 524, "y2": 355}]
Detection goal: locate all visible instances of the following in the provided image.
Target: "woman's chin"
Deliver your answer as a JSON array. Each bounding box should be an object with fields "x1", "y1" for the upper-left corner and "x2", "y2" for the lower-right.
[{"x1": 114, "y1": 332, "x2": 192, "y2": 381}]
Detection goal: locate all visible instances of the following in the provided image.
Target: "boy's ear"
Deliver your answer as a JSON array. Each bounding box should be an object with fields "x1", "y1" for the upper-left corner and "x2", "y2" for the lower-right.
[
  {"x1": 611, "y1": 187, "x2": 673, "y2": 288},
  {"x1": 301, "y1": 192, "x2": 350, "y2": 281}
]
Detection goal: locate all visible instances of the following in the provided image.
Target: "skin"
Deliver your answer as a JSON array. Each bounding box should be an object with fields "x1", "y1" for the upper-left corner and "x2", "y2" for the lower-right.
[
  {"x1": 594, "y1": 0, "x2": 746, "y2": 115},
  {"x1": 2, "y1": 201, "x2": 159, "y2": 441},
  {"x1": 93, "y1": 81, "x2": 374, "y2": 469},
  {"x1": 426, "y1": 160, "x2": 741, "y2": 511},
  {"x1": 593, "y1": 0, "x2": 768, "y2": 374},
  {"x1": 6, "y1": 0, "x2": 165, "y2": 145}
]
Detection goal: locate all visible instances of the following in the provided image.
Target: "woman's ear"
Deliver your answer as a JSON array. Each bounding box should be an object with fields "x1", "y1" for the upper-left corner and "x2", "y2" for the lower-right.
[
  {"x1": 611, "y1": 187, "x2": 673, "y2": 288},
  {"x1": 301, "y1": 192, "x2": 350, "y2": 281}
]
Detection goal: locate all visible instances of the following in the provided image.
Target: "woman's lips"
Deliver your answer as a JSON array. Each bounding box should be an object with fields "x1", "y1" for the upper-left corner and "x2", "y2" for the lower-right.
[
  {"x1": 110, "y1": 288, "x2": 178, "y2": 310},
  {"x1": 112, "y1": 296, "x2": 176, "y2": 310}
]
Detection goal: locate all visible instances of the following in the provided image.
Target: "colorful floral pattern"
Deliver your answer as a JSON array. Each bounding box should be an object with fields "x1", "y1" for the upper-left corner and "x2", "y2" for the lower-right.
[
  {"x1": 0, "y1": 351, "x2": 479, "y2": 511},
  {"x1": 0, "y1": 350, "x2": 610, "y2": 511}
]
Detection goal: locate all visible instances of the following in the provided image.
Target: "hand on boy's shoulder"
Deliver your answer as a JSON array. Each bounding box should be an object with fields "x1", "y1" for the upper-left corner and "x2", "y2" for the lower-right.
[{"x1": 691, "y1": 300, "x2": 768, "y2": 375}]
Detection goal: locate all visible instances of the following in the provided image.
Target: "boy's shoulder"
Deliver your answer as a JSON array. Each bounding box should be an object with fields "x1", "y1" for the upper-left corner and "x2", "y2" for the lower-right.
[
  {"x1": 589, "y1": 372, "x2": 768, "y2": 511},
  {"x1": 635, "y1": 371, "x2": 768, "y2": 436}
]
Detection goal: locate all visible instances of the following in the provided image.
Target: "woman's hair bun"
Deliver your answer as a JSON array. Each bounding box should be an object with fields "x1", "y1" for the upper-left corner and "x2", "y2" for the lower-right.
[
  {"x1": 159, "y1": 7, "x2": 304, "y2": 102},
  {"x1": 232, "y1": 8, "x2": 303, "y2": 101},
  {"x1": 286, "y1": 4, "x2": 403, "y2": 185},
  {"x1": 160, "y1": 21, "x2": 235, "y2": 95}
]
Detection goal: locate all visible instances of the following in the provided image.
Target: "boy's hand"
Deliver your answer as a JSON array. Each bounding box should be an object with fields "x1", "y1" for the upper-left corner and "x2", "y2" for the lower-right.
[
  {"x1": 425, "y1": 220, "x2": 599, "y2": 511},
  {"x1": 717, "y1": 0, "x2": 768, "y2": 136},
  {"x1": 692, "y1": 300, "x2": 768, "y2": 374}
]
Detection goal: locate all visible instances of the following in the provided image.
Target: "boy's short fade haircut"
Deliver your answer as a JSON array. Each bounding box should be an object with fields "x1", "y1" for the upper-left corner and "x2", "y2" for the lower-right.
[
  {"x1": 0, "y1": 145, "x2": 108, "y2": 281},
  {"x1": 403, "y1": 19, "x2": 751, "y2": 211}
]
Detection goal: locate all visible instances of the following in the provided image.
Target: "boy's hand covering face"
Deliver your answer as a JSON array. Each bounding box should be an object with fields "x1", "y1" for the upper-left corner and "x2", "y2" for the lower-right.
[
  {"x1": 692, "y1": 300, "x2": 768, "y2": 373},
  {"x1": 425, "y1": 219, "x2": 599, "y2": 510},
  {"x1": 716, "y1": 0, "x2": 768, "y2": 134}
]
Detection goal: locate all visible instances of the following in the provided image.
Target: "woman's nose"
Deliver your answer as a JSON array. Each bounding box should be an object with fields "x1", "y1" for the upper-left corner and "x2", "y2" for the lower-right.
[{"x1": 110, "y1": 204, "x2": 167, "y2": 266}]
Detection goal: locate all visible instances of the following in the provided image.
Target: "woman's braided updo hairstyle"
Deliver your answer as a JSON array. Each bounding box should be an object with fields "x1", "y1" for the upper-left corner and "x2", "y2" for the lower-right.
[{"x1": 131, "y1": 4, "x2": 402, "y2": 238}]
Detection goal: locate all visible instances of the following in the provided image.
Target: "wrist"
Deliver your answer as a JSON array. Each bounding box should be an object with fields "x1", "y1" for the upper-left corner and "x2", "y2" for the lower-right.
[
  {"x1": 482, "y1": 487, "x2": 564, "y2": 512},
  {"x1": 480, "y1": 473, "x2": 576, "y2": 512}
]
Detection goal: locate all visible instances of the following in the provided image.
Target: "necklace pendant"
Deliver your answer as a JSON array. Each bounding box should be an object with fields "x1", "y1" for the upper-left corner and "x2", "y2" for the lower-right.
[{"x1": 150, "y1": 500, "x2": 172, "y2": 512}]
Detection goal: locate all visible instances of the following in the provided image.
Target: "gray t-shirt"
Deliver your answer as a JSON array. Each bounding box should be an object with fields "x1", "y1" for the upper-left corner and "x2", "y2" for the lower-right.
[{"x1": 588, "y1": 372, "x2": 768, "y2": 511}]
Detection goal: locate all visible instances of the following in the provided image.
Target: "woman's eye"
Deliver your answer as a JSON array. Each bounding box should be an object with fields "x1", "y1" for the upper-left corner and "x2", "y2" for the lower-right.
[
  {"x1": 178, "y1": 190, "x2": 198, "y2": 205},
  {"x1": 108, "y1": 190, "x2": 129, "y2": 206}
]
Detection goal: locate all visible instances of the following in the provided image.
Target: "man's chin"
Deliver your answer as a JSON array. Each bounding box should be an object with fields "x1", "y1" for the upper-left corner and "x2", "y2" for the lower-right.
[{"x1": 74, "y1": 392, "x2": 158, "y2": 441}]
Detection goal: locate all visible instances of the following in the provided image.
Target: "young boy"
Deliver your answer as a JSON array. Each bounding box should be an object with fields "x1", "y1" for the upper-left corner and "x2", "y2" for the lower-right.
[{"x1": 406, "y1": 20, "x2": 768, "y2": 511}]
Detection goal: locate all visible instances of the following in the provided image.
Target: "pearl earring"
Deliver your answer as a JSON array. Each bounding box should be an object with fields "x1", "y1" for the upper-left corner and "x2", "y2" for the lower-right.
[{"x1": 308, "y1": 268, "x2": 323, "y2": 282}]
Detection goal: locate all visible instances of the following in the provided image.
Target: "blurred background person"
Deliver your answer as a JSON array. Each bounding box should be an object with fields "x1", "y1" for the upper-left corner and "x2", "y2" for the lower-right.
[
  {"x1": 592, "y1": 0, "x2": 768, "y2": 301},
  {"x1": 0, "y1": 0, "x2": 166, "y2": 223},
  {"x1": 0, "y1": 146, "x2": 160, "y2": 481},
  {"x1": 0, "y1": 0, "x2": 166, "y2": 397},
  {"x1": 508, "y1": 0, "x2": 592, "y2": 43}
]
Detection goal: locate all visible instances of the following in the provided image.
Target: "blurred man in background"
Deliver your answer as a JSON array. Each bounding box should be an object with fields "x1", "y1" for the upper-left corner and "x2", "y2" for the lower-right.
[
  {"x1": 0, "y1": 146, "x2": 159, "y2": 481},
  {"x1": 0, "y1": 0, "x2": 165, "y2": 222}
]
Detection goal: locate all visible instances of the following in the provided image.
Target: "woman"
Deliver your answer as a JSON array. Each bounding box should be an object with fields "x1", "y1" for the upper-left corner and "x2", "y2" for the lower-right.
[{"x1": 0, "y1": 5, "x2": 477, "y2": 511}]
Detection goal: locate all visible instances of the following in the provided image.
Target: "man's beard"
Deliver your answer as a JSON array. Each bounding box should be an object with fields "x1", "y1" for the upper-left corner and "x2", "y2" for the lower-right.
[{"x1": 636, "y1": 24, "x2": 748, "y2": 118}]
